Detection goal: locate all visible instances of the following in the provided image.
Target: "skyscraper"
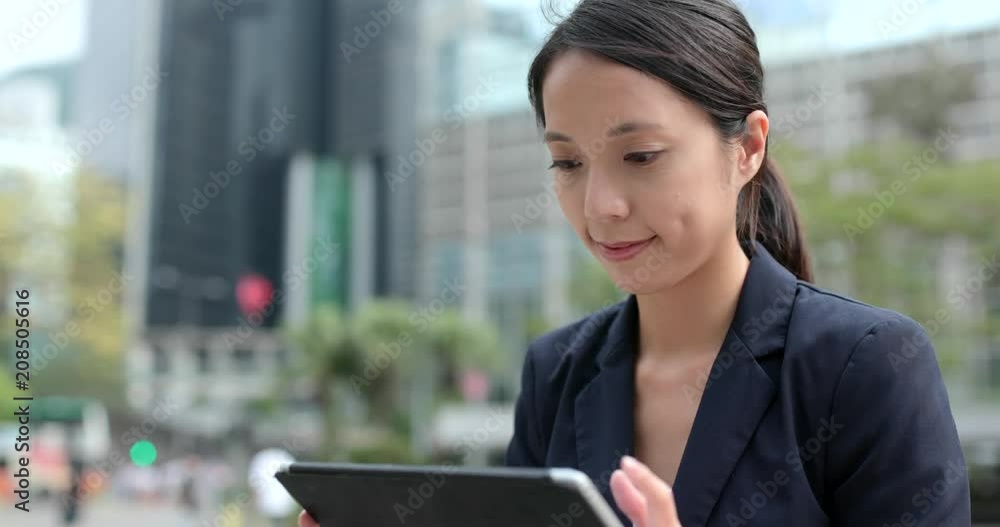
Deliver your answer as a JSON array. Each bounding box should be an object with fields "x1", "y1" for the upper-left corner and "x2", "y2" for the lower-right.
[{"x1": 125, "y1": 0, "x2": 420, "y2": 434}]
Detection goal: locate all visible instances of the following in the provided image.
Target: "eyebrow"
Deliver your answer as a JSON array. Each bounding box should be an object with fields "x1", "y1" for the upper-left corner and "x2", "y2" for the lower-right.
[{"x1": 543, "y1": 121, "x2": 667, "y2": 143}]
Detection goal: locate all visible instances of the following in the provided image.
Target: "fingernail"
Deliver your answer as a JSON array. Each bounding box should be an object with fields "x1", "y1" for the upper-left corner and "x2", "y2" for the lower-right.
[{"x1": 622, "y1": 455, "x2": 638, "y2": 469}]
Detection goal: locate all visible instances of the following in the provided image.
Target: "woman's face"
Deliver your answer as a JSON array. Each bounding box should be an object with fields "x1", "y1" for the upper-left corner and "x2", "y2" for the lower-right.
[{"x1": 541, "y1": 50, "x2": 766, "y2": 293}]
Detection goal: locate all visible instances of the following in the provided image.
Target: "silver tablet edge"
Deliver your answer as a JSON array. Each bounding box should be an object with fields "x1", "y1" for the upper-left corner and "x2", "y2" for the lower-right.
[{"x1": 549, "y1": 468, "x2": 625, "y2": 527}]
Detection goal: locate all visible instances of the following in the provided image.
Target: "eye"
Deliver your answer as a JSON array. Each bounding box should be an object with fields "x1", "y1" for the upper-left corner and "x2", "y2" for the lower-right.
[
  {"x1": 624, "y1": 151, "x2": 662, "y2": 165},
  {"x1": 548, "y1": 159, "x2": 582, "y2": 172}
]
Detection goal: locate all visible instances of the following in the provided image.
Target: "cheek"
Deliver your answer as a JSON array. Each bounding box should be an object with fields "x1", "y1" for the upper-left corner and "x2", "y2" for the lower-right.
[{"x1": 644, "y1": 179, "x2": 730, "y2": 245}]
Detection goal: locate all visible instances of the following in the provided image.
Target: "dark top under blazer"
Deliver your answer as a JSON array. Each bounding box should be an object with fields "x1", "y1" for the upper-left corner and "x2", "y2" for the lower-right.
[{"x1": 505, "y1": 243, "x2": 970, "y2": 526}]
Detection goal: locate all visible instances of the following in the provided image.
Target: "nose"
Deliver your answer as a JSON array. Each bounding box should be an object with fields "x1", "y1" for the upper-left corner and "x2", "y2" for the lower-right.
[{"x1": 583, "y1": 168, "x2": 629, "y2": 222}]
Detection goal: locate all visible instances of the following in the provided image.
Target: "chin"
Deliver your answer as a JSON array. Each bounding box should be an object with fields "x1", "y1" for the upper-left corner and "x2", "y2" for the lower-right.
[{"x1": 606, "y1": 264, "x2": 683, "y2": 295}]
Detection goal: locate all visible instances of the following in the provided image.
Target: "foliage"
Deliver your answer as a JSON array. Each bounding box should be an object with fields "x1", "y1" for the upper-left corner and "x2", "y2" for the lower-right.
[
  {"x1": 865, "y1": 53, "x2": 977, "y2": 143},
  {"x1": 283, "y1": 299, "x2": 504, "y2": 459},
  {"x1": 0, "y1": 167, "x2": 126, "y2": 411},
  {"x1": 775, "y1": 141, "x2": 1000, "y2": 371},
  {"x1": 345, "y1": 433, "x2": 419, "y2": 464}
]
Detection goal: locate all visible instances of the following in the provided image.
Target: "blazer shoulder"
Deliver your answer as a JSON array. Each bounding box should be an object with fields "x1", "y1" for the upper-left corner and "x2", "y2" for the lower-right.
[
  {"x1": 526, "y1": 300, "x2": 626, "y2": 380},
  {"x1": 787, "y1": 281, "x2": 928, "y2": 366}
]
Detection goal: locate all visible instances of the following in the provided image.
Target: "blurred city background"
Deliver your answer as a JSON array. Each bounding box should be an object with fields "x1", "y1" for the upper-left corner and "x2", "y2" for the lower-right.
[{"x1": 0, "y1": 0, "x2": 998, "y2": 524}]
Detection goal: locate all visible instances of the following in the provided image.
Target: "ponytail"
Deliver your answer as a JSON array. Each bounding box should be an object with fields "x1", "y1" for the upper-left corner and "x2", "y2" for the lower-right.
[{"x1": 737, "y1": 156, "x2": 813, "y2": 282}]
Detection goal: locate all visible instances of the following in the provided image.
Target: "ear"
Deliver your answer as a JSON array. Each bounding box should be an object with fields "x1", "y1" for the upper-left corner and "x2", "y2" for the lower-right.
[{"x1": 737, "y1": 110, "x2": 769, "y2": 183}]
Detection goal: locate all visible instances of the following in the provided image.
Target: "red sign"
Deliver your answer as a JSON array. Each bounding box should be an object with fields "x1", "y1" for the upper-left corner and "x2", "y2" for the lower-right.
[
  {"x1": 460, "y1": 370, "x2": 491, "y2": 402},
  {"x1": 236, "y1": 273, "x2": 274, "y2": 316}
]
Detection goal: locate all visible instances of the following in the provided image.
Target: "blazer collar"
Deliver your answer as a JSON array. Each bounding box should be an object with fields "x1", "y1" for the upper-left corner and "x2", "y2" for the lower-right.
[{"x1": 575, "y1": 242, "x2": 799, "y2": 526}]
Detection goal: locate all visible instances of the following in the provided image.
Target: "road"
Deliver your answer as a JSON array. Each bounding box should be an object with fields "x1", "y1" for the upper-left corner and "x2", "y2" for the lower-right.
[{"x1": 0, "y1": 496, "x2": 284, "y2": 526}]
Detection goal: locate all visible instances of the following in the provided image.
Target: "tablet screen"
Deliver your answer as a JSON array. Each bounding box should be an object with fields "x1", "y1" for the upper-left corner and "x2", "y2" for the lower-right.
[{"x1": 278, "y1": 464, "x2": 621, "y2": 527}]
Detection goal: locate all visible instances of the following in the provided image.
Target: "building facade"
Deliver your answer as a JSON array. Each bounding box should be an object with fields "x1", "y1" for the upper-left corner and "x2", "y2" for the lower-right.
[{"x1": 124, "y1": 0, "x2": 421, "y2": 439}]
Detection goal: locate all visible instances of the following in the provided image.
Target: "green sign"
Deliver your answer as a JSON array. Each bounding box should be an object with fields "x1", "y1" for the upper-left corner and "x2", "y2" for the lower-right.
[
  {"x1": 311, "y1": 157, "x2": 351, "y2": 309},
  {"x1": 33, "y1": 397, "x2": 86, "y2": 423}
]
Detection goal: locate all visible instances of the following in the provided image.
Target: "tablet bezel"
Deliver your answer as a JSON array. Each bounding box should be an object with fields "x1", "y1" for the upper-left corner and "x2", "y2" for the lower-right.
[{"x1": 275, "y1": 462, "x2": 624, "y2": 527}]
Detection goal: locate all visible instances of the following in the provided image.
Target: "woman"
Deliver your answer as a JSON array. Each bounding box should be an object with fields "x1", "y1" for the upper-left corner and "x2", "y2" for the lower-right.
[{"x1": 302, "y1": 0, "x2": 970, "y2": 525}]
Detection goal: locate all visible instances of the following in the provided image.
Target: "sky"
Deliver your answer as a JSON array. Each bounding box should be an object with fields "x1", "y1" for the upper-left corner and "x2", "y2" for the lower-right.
[
  {"x1": 0, "y1": 0, "x2": 86, "y2": 77},
  {"x1": 0, "y1": 0, "x2": 998, "y2": 76}
]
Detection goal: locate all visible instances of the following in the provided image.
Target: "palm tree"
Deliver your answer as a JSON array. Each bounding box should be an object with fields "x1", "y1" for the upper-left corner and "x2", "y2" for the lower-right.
[
  {"x1": 352, "y1": 299, "x2": 419, "y2": 426},
  {"x1": 285, "y1": 304, "x2": 360, "y2": 459},
  {"x1": 424, "y1": 310, "x2": 502, "y2": 402}
]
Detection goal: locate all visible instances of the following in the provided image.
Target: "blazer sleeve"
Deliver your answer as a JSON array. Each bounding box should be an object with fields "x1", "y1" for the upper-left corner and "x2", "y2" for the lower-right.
[
  {"x1": 504, "y1": 343, "x2": 547, "y2": 467},
  {"x1": 827, "y1": 317, "x2": 971, "y2": 526}
]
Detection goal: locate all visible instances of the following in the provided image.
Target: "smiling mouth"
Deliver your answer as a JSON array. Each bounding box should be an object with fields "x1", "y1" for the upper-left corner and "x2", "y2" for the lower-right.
[{"x1": 594, "y1": 236, "x2": 656, "y2": 262}]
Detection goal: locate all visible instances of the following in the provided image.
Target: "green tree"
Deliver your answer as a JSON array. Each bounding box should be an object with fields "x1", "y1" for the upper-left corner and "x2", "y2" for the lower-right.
[
  {"x1": 866, "y1": 53, "x2": 976, "y2": 144},
  {"x1": 284, "y1": 304, "x2": 360, "y2": 459},
  {"x1": 424, "y1": 310, "x2": 502, "y2": 401},
  {"x1": 32, "y1": 169, "x2": 127, "y2": 410},
  {"x1": 776, "y1": 141, "x2": 1000, "y2": 374},
  {"x1": 353, "y1": 300, "x2": 418, "y2": 425},
  {"x1": 1, "y1": 168, "x2": 126, "y2": 411}
]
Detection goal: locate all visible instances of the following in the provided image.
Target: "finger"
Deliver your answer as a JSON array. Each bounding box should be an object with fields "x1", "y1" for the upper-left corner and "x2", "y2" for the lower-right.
[
  {"x1": 621, "y1": 456, "x2": 681, "y2": 526},
  {"x1": 610, "y1": 468, "x2": 648, "y2": 527},
  {"x1": 298, "y1": 510, "x2": 319, "y2": 527}
]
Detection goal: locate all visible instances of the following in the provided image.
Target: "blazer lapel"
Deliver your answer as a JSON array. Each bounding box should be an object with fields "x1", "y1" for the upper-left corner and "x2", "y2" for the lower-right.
[
  {"x1": 574, "y1": 296, "x2": 640, "y2": 522},
  {"x1": 670, "y1": 332, "x2": 778, "y2": 525},
  {"x1": 571, "y1": 243, "x2": 797, "y2": 526},
  {"x1": 672, "y1": 243, "x2": 797, "y2": 526}
]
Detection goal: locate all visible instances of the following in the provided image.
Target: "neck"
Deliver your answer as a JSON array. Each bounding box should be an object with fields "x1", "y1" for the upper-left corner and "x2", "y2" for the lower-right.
[{"x1": 636, "y1": 237, "x2": 750, "y2": 360}]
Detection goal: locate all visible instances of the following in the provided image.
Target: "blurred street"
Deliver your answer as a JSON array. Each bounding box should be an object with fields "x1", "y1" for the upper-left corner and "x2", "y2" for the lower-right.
[
  {"x1": 0, "y1": 499, "x2": 193, "y2": 527},
  {"x1": 1, "y1": 0, "x2": 999, "y2": 523}
]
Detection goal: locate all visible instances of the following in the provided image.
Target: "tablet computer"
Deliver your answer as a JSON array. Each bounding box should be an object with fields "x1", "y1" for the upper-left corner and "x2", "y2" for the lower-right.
[{"x1": 275, "y1": 462, "x2": 624, "y2": 527}]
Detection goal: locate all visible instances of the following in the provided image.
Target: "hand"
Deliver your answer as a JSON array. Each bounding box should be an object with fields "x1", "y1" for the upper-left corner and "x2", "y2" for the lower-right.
[
  {"x1": 610, "y1": 456, "x2": 682, "y2": 527},
  {"x1": 298, "y1": 510, "x2": 319, "y2": 527}
]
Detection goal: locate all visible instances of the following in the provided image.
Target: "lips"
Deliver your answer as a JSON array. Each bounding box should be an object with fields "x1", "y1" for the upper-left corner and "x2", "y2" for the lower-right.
[{"x1": 595, "y1": 236, "x2": 655, "y2": 262}]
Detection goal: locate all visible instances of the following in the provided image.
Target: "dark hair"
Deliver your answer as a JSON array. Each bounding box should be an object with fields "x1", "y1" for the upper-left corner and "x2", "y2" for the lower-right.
[{"x1": 527, "y1": 0, "x2": 813, "y2": 281}]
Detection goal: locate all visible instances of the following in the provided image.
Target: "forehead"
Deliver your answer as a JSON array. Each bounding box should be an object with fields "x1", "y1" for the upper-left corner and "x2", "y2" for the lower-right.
[{"x1": 541, "y1": 49, "x2": 700, "y2": 136}]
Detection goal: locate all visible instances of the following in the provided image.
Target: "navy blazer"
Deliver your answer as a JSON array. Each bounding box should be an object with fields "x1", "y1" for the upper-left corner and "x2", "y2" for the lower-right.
[{"x1": 505, "y1": 244, "x2": 970, "y2": 526}]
